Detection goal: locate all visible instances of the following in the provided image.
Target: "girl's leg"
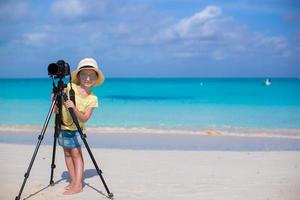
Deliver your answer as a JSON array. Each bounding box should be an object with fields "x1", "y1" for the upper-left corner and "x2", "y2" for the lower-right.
[
  {"x1": 63, "y1": 147, "x2": 84, "y2": 195},
  {"x1": 63, "y1": 148, "x2": 76, "y2": 189}
]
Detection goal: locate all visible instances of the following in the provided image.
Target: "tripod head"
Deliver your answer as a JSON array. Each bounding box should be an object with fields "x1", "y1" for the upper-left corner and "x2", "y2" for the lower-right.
[{"x1": 49, "y1": 60, "x2": 76, "y2": 106}]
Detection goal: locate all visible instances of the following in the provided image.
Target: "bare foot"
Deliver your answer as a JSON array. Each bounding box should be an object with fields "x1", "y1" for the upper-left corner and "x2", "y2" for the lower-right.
[
  {"x1": 64, "y1": 184, "x2": 72, "y2": 190},
  {"x1": 63, "y1": 186, "x2": 83, "y2": 195}
]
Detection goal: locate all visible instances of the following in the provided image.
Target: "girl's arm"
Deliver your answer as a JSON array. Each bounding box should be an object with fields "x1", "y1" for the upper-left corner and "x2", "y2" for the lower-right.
[{"x1": 64, "y1": 100, "x2": 94, "y2": 122}]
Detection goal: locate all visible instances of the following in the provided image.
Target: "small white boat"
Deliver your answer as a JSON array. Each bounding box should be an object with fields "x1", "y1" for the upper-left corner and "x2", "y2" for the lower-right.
[{"x1": 264, "y1": 79, "x2": 271, "y2": 86}]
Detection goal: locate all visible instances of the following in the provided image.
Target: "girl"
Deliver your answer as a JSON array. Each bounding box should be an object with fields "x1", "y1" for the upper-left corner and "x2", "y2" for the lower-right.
[{"x1": 56, "y1": 58, "x2": 104, "y2": 195}]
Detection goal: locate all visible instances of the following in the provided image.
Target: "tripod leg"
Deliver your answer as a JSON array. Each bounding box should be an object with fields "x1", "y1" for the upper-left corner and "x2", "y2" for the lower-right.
[
  {"x1": 15, "y1": 96, "x2": 57, "y2": 200},
  {"x1": 49, "y1": 127, "x2": 59, "y2": 185},
  {"x1": 81, "y1": 136, "x2": 114, "y2": 198},
  {"x1": 50, "y1": 91, "x2": 63, "y2": 185}
]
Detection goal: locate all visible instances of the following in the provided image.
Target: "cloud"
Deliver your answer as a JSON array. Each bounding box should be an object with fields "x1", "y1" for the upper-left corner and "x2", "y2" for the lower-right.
[
  {"x1": 155, "y1": 6, "x2": 224, "y2": 41},
  {"x1": 50, "y1": 0, "x2": 120, "y2": 23},
  {"x1": 51, "y1": 0, "x2": 85, "y2": 20},
  {"x1": 153, "y1": 6, "x2": 245, "y2": 59},
  {"x1": 174, "y1": 6, "x2": 222, "y2": 39},
  {"x1": 50, "y1": 0, "x2": 111, "y2": 24},
  {"x1": 292, "y1": 28, "x2": 300, "y2": 54},
  {"x1": 21, "y1": 32, "x2": 48, "y2": 46},
  {"x1": 212, "y1": 50, "x2": 225, "y2": 60},
  {"x1": 0, "y1": 1, "x2": 299, "y2": 77},
  {"x1": 151, "y1": 5, "x2": 295, "y2": 61},
  {"x1": 0, "y1": 0, "x2": 30, "y2": 22},
  {"x1": 253, "y1": 34, "x2": 289, "y2": 56},
  {"x1": 2, "y1": 2, "x2": 296, "y2": 61}
]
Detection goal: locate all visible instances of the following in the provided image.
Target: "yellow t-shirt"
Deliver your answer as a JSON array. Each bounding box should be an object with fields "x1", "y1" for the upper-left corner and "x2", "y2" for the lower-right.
[{"x1": 61, "y1": 83, "x2": 98, "y2": 131}]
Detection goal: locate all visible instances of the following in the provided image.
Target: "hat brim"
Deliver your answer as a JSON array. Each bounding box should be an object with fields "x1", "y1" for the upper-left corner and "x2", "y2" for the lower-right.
[{"x1": 71, "y1": 67, "x2": 105, "y2": 86}]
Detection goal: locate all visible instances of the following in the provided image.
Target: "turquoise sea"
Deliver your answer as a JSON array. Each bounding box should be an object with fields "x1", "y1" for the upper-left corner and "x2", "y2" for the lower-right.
[
  {"x1": 1, "y1": 78, "x2": 300, "y2": 150},
  {"x1": 0, "y1": 78, "x2": 300, "y2": 133}
]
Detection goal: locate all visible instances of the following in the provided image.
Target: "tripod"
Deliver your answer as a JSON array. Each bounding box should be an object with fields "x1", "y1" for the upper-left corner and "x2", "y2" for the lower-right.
[{"x1": 15, "y1": 78, "x2": 113, "y2": 200}]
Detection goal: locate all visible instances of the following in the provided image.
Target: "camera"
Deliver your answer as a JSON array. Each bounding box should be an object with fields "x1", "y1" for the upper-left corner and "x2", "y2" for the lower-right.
[{"x1": 48, "y1": 60, "x2": 70, "y2": 78}]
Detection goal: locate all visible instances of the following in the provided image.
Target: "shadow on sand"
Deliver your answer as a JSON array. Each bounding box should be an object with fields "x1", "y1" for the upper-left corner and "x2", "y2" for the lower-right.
[{"x1": 23, "y1": 169, "x2": 108, "y2": 199}]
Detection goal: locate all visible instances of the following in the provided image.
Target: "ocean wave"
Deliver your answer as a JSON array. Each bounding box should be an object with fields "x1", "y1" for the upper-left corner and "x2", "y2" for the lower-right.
[{"x1": 0, "y1": 125, "x2": 299, "y2": 139}]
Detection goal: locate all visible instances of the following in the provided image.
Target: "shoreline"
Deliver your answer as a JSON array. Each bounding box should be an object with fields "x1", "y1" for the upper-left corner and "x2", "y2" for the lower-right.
[
  {"x1": 1, "y1": 128, "x2": 300, "y2": 151},
  {"x1": 0, "y1": 125, "x2": 300, "y2": 139}
]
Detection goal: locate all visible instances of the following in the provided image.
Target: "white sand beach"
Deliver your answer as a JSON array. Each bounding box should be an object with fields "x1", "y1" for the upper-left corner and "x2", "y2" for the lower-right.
[{"x1": 1, "y1": 143, "x2": 300, "y2": 200}]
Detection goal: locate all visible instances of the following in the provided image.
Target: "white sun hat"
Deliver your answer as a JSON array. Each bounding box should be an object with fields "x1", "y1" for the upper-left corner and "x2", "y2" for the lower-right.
[{"x1": 71, "y1": 58, "x2": 105, "y2": 86}]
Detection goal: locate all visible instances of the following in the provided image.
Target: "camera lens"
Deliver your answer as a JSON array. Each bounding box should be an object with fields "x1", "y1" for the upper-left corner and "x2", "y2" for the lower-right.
[
  {"x1": 48, "y1": 63, "x2": 59, "y2": 75},
  {"x1": 48, "y1": 60, "x2": 70, "y2": 78}
]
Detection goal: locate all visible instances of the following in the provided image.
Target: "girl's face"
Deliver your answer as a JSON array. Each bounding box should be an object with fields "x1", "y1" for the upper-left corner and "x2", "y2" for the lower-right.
[{"x1": 78, "y1": 69, "x2": 98, "y2": 88}]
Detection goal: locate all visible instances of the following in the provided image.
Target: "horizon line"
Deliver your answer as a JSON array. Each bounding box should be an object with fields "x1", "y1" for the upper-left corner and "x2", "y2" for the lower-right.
[{"x1": 0, "y1": 76, "x2": 300, "y2": 79}]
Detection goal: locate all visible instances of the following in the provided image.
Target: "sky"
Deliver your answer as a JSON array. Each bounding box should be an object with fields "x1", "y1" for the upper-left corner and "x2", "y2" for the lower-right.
[{"x1": 1, "y1": 0, "x2": 300, "y2": 78}]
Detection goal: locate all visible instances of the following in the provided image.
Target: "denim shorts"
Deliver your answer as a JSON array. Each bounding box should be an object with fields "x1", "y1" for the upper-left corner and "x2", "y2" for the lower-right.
[{"x1": 58, "y1": 130, "x2": 82, "y2": 149}]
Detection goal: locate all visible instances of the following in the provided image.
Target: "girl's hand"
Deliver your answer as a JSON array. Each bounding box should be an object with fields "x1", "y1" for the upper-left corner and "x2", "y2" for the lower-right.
[
  {"x1": 53, "y1": 105, "x2": 59, "y2": 114},
  {"x1": 51, "y1": 93, "x2": 59, "y2": 114},
  {"x1": 64, "y1": 100, "x2": 75, "y2": 109}
]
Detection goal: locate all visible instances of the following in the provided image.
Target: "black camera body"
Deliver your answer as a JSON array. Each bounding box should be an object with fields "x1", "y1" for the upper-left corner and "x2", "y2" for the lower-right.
[{"x1": 48, "y1": 60, "x2": 70, "y2": 78}]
